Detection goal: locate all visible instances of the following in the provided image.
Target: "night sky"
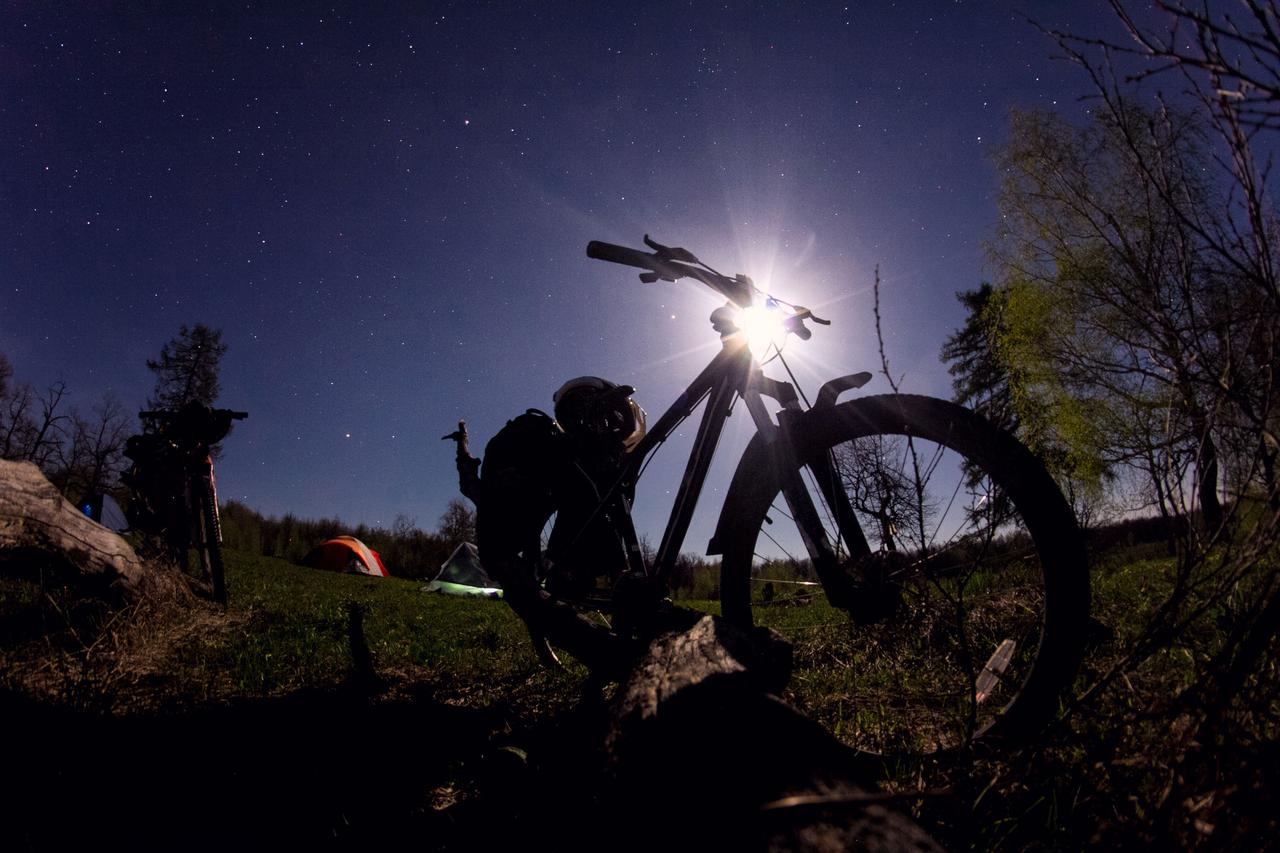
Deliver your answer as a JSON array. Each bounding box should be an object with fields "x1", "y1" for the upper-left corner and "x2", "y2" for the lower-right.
[{"x1": 3, "y1": 3, "x2": 1142, "y2": 552}]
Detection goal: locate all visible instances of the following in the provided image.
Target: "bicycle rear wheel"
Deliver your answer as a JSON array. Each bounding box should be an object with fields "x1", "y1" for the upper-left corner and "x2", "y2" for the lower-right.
[{"x1": 717, "y1": 394, "x2": 1089, "y2": 755}]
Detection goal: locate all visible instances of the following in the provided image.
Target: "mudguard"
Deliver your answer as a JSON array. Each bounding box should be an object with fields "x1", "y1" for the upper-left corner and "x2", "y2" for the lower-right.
[{"x1": 707, "y1": 427, "x2": 776, "y2": 556}]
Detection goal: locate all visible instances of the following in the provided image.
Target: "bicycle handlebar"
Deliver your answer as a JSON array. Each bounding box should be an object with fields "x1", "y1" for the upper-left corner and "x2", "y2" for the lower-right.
[
  {"x1": 587, "y1": 239, "x2": 755, "y2": 307},
  {"x1": 585, "y1": 240, "x2": 654, "y2": 271},
  {"x1": 587, "y1": 237, "x2": 833, "y2": 341}
]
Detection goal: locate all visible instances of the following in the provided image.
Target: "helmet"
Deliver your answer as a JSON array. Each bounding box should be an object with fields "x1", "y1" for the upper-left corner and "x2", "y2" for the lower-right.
[{"x1": 553, "y1": 376, "x2": 647, "y2": 453}]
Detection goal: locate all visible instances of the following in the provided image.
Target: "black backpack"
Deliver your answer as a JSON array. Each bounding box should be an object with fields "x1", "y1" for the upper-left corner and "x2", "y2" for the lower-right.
[
  {"x1": 475, "y1": 409, "x2": 627, "y2": 594},
  {"x1": 476, "y1": 410, "x2": 568, "y2": 571}
]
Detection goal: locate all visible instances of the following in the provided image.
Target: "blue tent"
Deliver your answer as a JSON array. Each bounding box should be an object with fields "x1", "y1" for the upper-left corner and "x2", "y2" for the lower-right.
[{"x1": 80, "y1": 491, "x2": 128, "y2": 533}]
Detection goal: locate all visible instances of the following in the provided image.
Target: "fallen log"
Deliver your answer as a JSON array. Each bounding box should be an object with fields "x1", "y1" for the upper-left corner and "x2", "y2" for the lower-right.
[
  {"x1": 603, "y1": 613, "x2": 944, "y2": 851},
  {"x1": 0, "y1": 459, "x2": 187, "y2": 601}
]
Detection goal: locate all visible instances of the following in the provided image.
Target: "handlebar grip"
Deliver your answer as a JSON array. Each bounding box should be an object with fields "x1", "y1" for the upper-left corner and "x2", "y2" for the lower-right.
[
  {"x1": 588, "y1": 237, "x2": 752, "y2": 305},
  {"x1": 586, "y1": 241, "x2": 654, "y2": 270},
  {"x1": 227, "y1": 411, "x2": 249, "y2": 420}
]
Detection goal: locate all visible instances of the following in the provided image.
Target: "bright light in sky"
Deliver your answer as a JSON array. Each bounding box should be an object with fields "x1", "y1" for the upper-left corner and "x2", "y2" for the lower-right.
[{"x1": 737, "y1": 302, "x2": 789, "y2": 360}]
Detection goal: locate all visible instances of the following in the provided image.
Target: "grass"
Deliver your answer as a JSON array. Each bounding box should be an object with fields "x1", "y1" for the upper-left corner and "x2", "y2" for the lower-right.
[
  {"x1": 0, "y1": 548, "x2": 584, "y2": 714},
  {"x1": 173, "y1": 551, "x2": 551, "y2": 699},
  {"x1": 3, "y1": 539, "x2": 1277, "y2": 849},
  {"x1": 1, "y1": 548, "x2": 595, "y2": 851}
]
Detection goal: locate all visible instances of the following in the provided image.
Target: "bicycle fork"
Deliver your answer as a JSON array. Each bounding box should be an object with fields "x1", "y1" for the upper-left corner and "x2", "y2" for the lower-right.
[{"x1": 741, "y1": 377, "x2": 871, "y2": 609}]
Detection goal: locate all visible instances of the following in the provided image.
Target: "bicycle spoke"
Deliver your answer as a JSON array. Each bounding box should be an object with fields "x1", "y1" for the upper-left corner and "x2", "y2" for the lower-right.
[{"x1": 736, "y1": 420, "x2": 1064, "y2": 754}]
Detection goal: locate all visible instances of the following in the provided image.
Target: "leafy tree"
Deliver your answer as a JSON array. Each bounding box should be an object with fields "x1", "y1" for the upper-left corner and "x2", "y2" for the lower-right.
[
  {"x1": 146, "y1": 324, "x2": 228, "y2": 410},
  {"x1": 1015, "y1": 10, "x2": 1280, "y2": 835},
  {"x1": 986, "y1": 104, "x2": 1232, "y2": 530}
]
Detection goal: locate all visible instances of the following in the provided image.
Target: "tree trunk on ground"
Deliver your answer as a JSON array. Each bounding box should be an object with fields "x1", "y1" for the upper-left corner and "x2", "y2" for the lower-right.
[
  {"x1": 0, "y1": 459, "x2": 188, "y2": 602},
  {"x1": 603, "y1": 613, "x2": 943, "y2": 851}
]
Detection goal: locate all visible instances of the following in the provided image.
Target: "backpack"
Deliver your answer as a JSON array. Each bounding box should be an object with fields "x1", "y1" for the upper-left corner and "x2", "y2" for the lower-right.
[
  {"x1": 476, "y1": 410, "x2": 568, "y2": 574},
  {"x1": 475, "y1": 409, "x2": 627, "y2": 595}
]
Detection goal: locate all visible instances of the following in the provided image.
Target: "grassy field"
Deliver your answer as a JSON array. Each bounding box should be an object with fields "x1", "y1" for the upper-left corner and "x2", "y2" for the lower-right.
[
  {"x1": 1, "y1": 542, "x2": 1276, "y2": 849},
  {"x1": 174, "y1": 552, "x2": 552, "y2": 699}
]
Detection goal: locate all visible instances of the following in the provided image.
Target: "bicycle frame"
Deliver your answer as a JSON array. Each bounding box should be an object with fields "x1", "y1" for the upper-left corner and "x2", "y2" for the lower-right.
[
  {"x1": 503, "y1": 238, "x2": 1092, "y2": 750},
  {"x1": 130, "y1": 405, "x2": 245, "y2": 603},
  {"x1": 580, "y1": 318, "x2": 872, "y2": 601}
]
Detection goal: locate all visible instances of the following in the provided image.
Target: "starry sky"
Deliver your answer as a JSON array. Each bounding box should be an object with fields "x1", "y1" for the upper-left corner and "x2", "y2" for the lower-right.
[{"x1": 3, "y1": 2, "x2": 1149, "y2": 551}]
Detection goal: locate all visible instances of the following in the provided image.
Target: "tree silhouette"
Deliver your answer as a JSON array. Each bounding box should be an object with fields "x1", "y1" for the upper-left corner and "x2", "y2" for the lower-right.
[
  {"x1": 833, "y1": 435, "x2": 937, "y2": 553},
  {"x1": 940, "y1": 284, "x2": 1016, "y2": 434},
  {"x1": 437, "y1": 499, "x2": 476, "y2": 552},
  {"x1": 146, "y1": 324, "x2": 227, "y2": 410},
  {"x1": 987, "y1": 105, "x2": 1230, "y2": 531}
]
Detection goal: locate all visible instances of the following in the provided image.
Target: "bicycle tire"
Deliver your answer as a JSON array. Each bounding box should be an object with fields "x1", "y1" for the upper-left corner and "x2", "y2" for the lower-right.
[
  {"x1": 716, "y1": 394, "x2": 1089, "y2": 755},
  {"x1": 197, "y1": 479, "x2": 228, "y2": 604}
]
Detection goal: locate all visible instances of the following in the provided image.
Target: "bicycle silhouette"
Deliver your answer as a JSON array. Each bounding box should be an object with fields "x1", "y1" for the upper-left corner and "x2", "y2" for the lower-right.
[
  {"x1": 462, "y1": 235, "x2": 1088, "y2": 755},
  {"x1": 124, "y1": 401, "x2": 246, "y2": 604}
]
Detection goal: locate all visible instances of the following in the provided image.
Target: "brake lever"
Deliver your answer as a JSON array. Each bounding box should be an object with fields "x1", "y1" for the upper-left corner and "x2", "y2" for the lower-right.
[
  {"x1": 643, "y1": 234, "x2": 700, "y2": 265},
  {"x1": 782, "y1": 315, "x2": 813, "y2": 340},
  {"x1": 781, "y1": 306, "x2": 831, "y2": 340},
  {"x1": 792, "y1": 306, "x2": 831, "y2": 325}
]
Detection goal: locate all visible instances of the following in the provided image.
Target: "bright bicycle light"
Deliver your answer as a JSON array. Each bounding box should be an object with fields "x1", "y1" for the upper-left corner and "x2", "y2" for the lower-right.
[{"x1": 737, "y1": 299, "x2": 790, "y2": 358}]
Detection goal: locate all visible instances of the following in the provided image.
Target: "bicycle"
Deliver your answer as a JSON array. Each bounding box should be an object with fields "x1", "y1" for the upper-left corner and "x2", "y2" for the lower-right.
[
  {"x1": 471, "y1": 235, "x2": 1089, "y2": 756},
  {"x1": 123, "y1": 402, "x2": 247, "y2": 604}
]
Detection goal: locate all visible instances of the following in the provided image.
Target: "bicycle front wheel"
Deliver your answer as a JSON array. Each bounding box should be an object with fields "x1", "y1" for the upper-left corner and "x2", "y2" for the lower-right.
[{"x1": 717, "y1": 394, "x2": 1089, "y2": 755}]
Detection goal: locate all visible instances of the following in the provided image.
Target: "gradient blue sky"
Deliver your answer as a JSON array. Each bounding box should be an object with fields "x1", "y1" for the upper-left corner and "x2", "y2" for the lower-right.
[{"x1": 2, "y1": 2, "x2": 1151, "y2": 550}]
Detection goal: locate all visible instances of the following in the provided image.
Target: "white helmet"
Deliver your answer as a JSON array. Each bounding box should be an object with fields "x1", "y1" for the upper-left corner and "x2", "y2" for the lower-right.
[{"x1": 553, "y1": 376, "x2": 647, "y2": 453}]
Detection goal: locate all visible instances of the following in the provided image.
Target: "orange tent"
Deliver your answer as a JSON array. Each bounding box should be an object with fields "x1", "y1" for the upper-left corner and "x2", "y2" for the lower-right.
[{"x1": 302, "y1": 535, "x2": 389, "y2": 578}]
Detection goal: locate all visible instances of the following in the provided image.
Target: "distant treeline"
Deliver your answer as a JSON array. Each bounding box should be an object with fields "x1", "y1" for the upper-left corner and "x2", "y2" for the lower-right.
[
  {"x1": 217, "y1": 494, "x2": 1193, "y2": 590},
  {"x1": 219, "y1": 500, "x2": 459, "y2": 580},
  {"x1": 217, "y1": 498, "x2": 729, "y2": 594},
  {"x1": 1084, "y1": 511, "x2": 1191, "y2": 556}
]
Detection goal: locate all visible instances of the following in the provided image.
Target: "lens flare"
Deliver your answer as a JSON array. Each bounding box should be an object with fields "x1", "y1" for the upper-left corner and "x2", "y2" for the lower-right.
[{"x1": 738, "y1": 302, "x2": 789, "y2": 359}]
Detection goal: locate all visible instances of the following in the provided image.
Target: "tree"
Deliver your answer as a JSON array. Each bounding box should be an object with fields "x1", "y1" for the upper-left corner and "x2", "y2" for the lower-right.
[
  {"x1": 832, "y1": 435, "x2": 935, "y2": 553},
  {"x1": 27, "y1": 382, "x2": 71, "y2": 469},
  {"x1": 940, "y1": 283, "x2": 1018, "y2": 434},
  {"x1": 0, "y1": 373, "x2": 71, "y2": 471},
  {"x1": 146, "y1": 324, "x2": 228, "y2": 410},
  {"x1": 1, "y1": 377, "x2": 37, "y2": 461},
  {"x1": 53, "y1": 395, "x2": 131, "y2": 501},
  {"x1": 1012, "y1": 10, "x2": 1280, "y2": 837},
  {"x1": 985, "y1": 104, "x2": 1237, "y2": 531},
  {"x1": 0, "y1": 351, "x2": 127, "y2": 502},
  {"x1": 437, "y1": 499, "x2": 476, "y2": 552},
  {"x1": 0, "y1": 351, "x2": 11, "y2": 402},
  {"x1": 1038, "y1": 3, "x2": 1280, "y2": 521}
]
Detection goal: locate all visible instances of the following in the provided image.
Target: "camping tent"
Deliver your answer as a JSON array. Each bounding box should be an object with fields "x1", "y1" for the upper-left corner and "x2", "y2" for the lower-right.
[
  {"x1": 424, "y1": 543, "x2": 502, "y2": 598},
  {"x1": 302, "y1": 535, "x2": 389, "y2": 578},
  {"x1": 79, "y1": 491, "x2": 128, "y2": 533}
]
